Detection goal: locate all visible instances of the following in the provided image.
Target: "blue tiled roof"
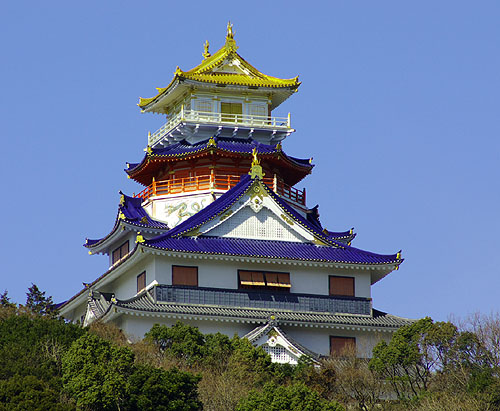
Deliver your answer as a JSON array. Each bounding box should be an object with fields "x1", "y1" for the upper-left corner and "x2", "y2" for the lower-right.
[
  {"x1": 85, "y1": 193, "x2": 169, "y2": 248},
  {"x1": 161, "y1": 174, "x2": 342, "y2": 247},
  {"x1": 126, "y1": 137, "x2": 313, "y2": 174},
  {"x1": 118, "y1": 193, "x2": 169, "y2": 229},
  {"x1": 144, "y1": 236, "x2": 400, "y2": 265}
]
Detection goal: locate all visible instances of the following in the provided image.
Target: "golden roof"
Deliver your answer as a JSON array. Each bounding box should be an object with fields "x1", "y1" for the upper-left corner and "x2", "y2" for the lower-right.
[{"x1": 138, "y1": 23, "x2": 300, "y2": 109}]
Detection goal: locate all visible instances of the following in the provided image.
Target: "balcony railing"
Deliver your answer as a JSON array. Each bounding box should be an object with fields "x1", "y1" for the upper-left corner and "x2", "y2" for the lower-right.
[
  {"x1": 148, "y1": 108, "x2": 291, "y2": 146},
  {"x1": 135, "y1": 173, "x2": 306, "y2": 206},
  {"x1": 154, "y1": 285, "x2": 371, "y2": 316}
]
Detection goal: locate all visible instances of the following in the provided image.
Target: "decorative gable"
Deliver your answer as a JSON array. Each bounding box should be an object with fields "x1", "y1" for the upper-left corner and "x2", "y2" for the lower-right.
[
  {"x1": 188, "y1": 179, "x2": 319, "y2": 243},
  {"x1": 205, "y1": 205, "x2": 307, "y2": 242}
]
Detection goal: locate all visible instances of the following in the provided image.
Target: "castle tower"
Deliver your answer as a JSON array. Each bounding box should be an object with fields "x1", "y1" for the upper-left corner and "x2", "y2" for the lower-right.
[{"x1": 59, "y1": 24, "x2": 411, "y2": 364}]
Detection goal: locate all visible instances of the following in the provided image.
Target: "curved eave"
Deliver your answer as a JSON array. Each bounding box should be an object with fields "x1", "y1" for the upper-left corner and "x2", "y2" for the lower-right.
[
  {"x1": 141, "y1": 239, "x2": 403, "y2": 270},
  {"x1": 84, "y1": 217, "x2": 168, "y2": 254},
  {"x1": 59, "y1": 244, "x2": 145, "y2": 314},
  {"x1": 138, "y1": 44, "x2": 300, "y2": 112},
  {"x1": 125, "y1": 145, "x2": 313, "y2": 185},
  {"x1": 108, "y1": 290, "x2": 414, "y2": 330}
]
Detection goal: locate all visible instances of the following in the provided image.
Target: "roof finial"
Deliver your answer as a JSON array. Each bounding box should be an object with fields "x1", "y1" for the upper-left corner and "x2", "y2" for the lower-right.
[
  {"x1": 227, "y1": 21, "x2": 234, "y2": 39},
  {"x1": 202, "y1": 40, "x2": 211, "y2": 59},
  {"x1": 225, "y1": 21, "x2": 237, "y2": 50},
  {"x1": 249, "y1": 148, "x2": 264, "y2": 179}
]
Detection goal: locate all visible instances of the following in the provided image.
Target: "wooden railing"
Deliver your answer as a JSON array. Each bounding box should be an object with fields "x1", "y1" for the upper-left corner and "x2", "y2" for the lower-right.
[
  {"x1": 134, "y1": 174, "x2": 305, "y2": 206},
  {"x1": 148, "y1": 108, "x2": 291, "y2": 146}
]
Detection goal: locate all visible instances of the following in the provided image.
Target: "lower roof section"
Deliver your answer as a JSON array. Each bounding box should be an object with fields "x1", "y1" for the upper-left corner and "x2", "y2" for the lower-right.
[{"x1": 101, "y1": 287, "x2": 414, "y2": 331}]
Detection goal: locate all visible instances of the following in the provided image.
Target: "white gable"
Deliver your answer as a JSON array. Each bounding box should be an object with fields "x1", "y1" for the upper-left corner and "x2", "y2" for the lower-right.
[
  {"x1": 192, "y1": 180, "x2": 320, "y2": 243},
  {"x1": 205, "y1": 205, "x2": 307, "y2": 242}
]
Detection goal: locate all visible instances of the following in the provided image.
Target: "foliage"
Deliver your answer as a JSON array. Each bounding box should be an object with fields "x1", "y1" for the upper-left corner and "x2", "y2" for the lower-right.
[
  {"x1": 62, "y1": 333, "x2": 135, "y2": 410},
  {"x1": 25, "y1": 283, "x2": 57, "y2": 317},
  {"x1": 236, "y1": 382, "x2": 345, "y2": 411},
  {"x1": 127, "y1": 365, "x2": 202, "y2": 411},
  {"x1": 0, "y1": 290, "x2": 15, "y2": 308},
  {"x1": 0, "y1": 375, "x2": 74, "y2": 411},
  {"x1": 369, "y1": 317, "x2": 458, "y2": 399}
]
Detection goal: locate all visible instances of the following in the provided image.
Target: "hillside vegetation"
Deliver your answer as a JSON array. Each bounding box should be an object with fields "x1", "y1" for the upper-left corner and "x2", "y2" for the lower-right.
[{"x1": 1, "y1": 287, "x2": 499, "y2": 410}]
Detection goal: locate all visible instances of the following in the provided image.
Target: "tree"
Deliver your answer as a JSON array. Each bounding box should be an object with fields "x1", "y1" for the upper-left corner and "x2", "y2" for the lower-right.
[
  {"x1": 0, "y1": 290, "x2": 15, "y2": 308},
  {"x1": 62, "y1": 333, "x2": 135, "y2": 410},
  {"x1": 127, "y1": 365, "x2": 201, "y2": 411},
  {"x1": 236, "y1": 382, "x2": 344, "y2": 411},
  {"x1": 369, "y1": 317, "x2": 458, "y2": 399},
  {"x1": 25, "y1": 283, "x2": 56, "y2": 317}
]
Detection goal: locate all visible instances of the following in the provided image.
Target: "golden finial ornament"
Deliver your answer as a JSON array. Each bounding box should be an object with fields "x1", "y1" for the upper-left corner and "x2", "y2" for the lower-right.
[
  {"x1": 202, "y1": 40, "x2": 211, "y2": 59},
  {"x1": 248, "y1": 148, "x2": 264, "y2": 179},
  {"x1": 227, "y1": 21, "x2": 234, "y2": 39},
  {"x1": 207, "y1": 135, "x2": 217, "y2": 147},
  {"x1": 225, "y1": 21, "x2": 237, "y2": 50},
  {"x1": 136, "y1": 232, "x2": 145, "y2": 243}
]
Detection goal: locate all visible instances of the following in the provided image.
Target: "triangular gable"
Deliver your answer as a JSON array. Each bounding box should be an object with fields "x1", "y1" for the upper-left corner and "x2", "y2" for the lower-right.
[
  {"x1": 197, "y1": 183, "x2": 312, "y2": 243},
  {"x1": 178, "y1": 177, "x2": 333, "y2": 245},
  {"x1": 245, "y1": 322, "x2": 320, "y2": 364}
]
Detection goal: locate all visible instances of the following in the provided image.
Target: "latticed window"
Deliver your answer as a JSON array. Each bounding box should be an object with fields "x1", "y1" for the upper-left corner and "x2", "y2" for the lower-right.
[
  {"x1": 112, "y1": 241, "x2": 129, "y2": 265},
  {"x1": 172, "y1": 265, "x2": 198, "y2": 287},
  {"x1": 263, "y1": 344, "x2": 295, "y2": 363},
  {"x1": 195, "y1": 99, "x2": 212, "y2": 112},
  {"x1": 329, "y1": 276, "x2": 355, "y2": 297},
  {"x1": 248, "y1": 103, "x2": 267, "y2": 117}
]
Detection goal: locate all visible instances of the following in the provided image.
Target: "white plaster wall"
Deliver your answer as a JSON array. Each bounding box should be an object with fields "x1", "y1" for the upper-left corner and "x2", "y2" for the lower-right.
[
  {"x1": 291, "y1": 266, "x2": 371, "y2": 298},
  {"x1": 101, "y1": 257, "x2": 156, "y2": 300},
  {"x1": 282, "y1": 326, "x2": 393, "y2": 358},
  {"x1": 149, "y1": 254, "x2": 371, "y2": 298},
  {"x1": 119, "y1": 314, "x2": 256, "y2": 341}
]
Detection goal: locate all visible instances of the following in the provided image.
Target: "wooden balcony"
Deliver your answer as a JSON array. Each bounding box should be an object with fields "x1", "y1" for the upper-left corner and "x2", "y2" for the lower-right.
[{"x1": 134, "y1": 173, "x2": 306, "y2": 206}]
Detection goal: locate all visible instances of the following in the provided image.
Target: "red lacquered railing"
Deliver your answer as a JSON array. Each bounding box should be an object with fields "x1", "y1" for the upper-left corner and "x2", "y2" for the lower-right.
[{"x1": 134, "y1": 174, "x2": 305, "y2": 206}]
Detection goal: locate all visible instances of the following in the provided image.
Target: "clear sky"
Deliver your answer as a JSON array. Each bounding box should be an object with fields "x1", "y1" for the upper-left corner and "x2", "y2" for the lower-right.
[{"x1": 1, "y1": 1, "x2": 499, "y2": 322}]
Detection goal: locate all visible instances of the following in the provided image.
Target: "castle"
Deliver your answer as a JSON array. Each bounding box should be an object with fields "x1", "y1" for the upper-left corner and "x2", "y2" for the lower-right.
[{"x1": 59, "y1": 24, "x2": 411, "y2": 363}]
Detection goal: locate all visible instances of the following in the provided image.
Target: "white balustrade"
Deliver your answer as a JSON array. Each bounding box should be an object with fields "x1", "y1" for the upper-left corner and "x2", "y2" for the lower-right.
[{"x1": 148, "y1": 110, "x2": 291, "y2": 146}]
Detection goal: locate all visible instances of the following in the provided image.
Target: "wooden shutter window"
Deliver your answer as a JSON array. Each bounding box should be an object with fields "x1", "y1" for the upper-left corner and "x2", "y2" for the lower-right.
[
  {"x1": 329, "y1": 276, "x2": 355, "y2": 297},
  {"x1": 112, "y1": 241, "x2": 129, "y2": 265},
  {"x1": 137, "y1": 272, "x2": 146, "y2": 293},
  {"x1": 330, "y1": 336, "x2": 356, "y2": 356},
  {"x1": 251, "y1": 272, "x2": 265, "y2": 286},
  {"x1": 239, "y1": 271, "x2": 253, "y2": 286},
  {"x1": 172, "y1": 266, "x2": 198, "y2": 287},
  {"x1": 277, "y1": 273, "x2": 291, "y2": 288},
  {"x1": 265, "y1": 272, "x2": 279, "y2": 287}
]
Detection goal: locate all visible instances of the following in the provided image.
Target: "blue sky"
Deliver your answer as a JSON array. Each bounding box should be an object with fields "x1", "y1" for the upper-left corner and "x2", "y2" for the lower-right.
[{"x1": 1, "y1": 1, "x2": 499, "y2": 322}]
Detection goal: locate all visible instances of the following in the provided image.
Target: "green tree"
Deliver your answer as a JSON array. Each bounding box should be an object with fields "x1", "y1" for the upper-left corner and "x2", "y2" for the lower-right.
[
  {"x1": 236, "y1": 382, "x2": 344, "y2": 411},
  {"x1": 127, "y1": 365, "x2": 201, "y2": 411},
  {"x1": 369, "y1": 317, "x2": 458, "y2": 399},
  {"x1": 145, "y1": 322, "x2": 205, "y2": 365},
  {"x1": 62, "y1": 333, "x2": 135, "y2": 410},
  {"x1": 0, "y1": 290, "x2": 15, "y2": 308},
  {"x1": 25, "y1": 283, "x2": 56, "y2": 317}
]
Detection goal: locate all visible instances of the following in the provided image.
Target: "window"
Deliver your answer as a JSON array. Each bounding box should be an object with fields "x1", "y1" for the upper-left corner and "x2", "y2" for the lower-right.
[
  {"x1": 238, "y1": 270, "x2": 291, "y2": 291},
  {"x1": 329, "y1": 276, "x2": 354, "y2": 297},
  {"x1": 137, "y1": 272, "x2": 146, "y2": 293},
  {"x1": 221, "y1": 102, "x2": 242, "y2": 122},
  {"x1": 112, "y1": 241, "x2": 129, "y2": 265},
  {"x1": 172, "y1": 265, "x2": 198, "y2": 287},
  {"x1": 330, "y1": 336, "x2": 356, "y2": 356}
]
